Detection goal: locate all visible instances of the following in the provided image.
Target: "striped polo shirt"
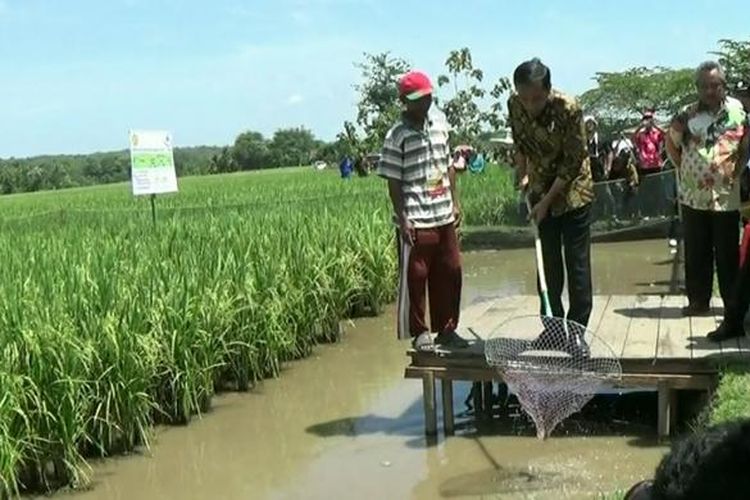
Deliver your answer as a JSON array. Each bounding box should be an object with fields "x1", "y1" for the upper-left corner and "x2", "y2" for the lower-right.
[{"x1": 377, "y1": 109, "x2": 455, "y2": 228}]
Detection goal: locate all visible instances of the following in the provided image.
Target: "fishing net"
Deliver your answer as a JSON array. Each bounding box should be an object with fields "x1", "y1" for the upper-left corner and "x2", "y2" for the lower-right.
[{"x1": 484, "y1": 315, "x2": 622, "y2": 440}]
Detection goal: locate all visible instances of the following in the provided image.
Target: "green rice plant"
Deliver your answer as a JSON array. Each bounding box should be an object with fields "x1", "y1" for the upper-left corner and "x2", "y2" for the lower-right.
[{"x1": 0, "y1": 165, "x2": 515, "y2": 495}]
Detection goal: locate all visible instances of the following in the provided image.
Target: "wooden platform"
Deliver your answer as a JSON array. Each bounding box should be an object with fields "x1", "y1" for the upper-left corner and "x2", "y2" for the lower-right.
[{"x1": 405, "y1": 294, "x2": 750, "y2": 438}]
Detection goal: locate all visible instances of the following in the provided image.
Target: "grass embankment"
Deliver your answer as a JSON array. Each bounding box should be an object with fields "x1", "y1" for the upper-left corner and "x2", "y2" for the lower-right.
[{"x1": 598, "y1": 366, "x2": 750, "y2": 499}]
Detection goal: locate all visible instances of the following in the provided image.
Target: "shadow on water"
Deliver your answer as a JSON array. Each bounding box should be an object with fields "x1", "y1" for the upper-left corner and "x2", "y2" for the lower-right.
[{"x1": 306, "y1": 389, "x2": 663, "y2": 444}]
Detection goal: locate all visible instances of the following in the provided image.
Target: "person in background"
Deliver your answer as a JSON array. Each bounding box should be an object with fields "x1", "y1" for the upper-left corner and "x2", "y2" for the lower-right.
[
  {"x1": 377, "y1": 70, "x2": 467, "y2": 351},
  {"x1": 633, "y1": 110, "x2": 666, "y2": 218},
  {"x1": 507, "y1": 58, "x2": 594, "y2": 338},
  {"x1": 735, "y1": 81, "x2": 750, "y2": 264},
  {"x1": 606, "y1": 133, "x2": 640, "y2": 219},
  {"x1": 665, "y1": 61, "x2": 748, "y2": 320},
  {"x1": 633, "y1": 110, "x2": 666, "y2": 174},
  {"x1": 339, "y1": 155, "x2": 354, "y2": 179},
  {"x1": 585, "y1": 116, "x2": 607, "y2": 182},
  {"x1": 705, "y1": 79, "x2": 750, "y2": 341}
]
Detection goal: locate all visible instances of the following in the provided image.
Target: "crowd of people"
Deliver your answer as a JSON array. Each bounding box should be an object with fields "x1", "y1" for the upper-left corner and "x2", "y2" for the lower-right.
[{"x1": 377, "y1": 58, "x2": 750, "y2": 351}]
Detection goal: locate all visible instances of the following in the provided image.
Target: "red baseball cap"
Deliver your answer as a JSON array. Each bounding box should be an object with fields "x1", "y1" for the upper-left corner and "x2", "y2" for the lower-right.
[{"x1": 399, "y1": 70, "x2": 433, "y2": 101}]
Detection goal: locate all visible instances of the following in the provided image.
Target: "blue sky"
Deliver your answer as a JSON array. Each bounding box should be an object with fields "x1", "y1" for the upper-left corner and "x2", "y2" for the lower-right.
[{"x1": 0, "y1": 0, "x2": 746, "y2": 158}]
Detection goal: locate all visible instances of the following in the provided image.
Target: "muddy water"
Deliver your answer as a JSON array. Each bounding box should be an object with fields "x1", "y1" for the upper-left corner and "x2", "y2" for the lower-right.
[{"x1": 60, "y1": 241, "x2": 674, "y2": 500}]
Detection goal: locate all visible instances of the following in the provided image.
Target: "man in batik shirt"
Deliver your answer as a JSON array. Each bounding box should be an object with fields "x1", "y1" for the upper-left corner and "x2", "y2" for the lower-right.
[
  {"x1": 666, "y1": 61, "x2": 749, "y2": 324},
  {"x1": 508, "y1": 58, "x2": 595, "y2": 334}
]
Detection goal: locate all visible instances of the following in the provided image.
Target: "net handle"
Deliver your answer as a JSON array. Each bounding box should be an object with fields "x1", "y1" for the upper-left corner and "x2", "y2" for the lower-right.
[{"x1": 526, "y1": 195, "x2": 552, "y2": 317}]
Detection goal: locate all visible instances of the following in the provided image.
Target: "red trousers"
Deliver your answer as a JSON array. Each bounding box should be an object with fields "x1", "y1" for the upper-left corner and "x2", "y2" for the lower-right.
[
  {"x1": 742, "y1": 220, "x2": 750, "y2": 268},
  {"x1": 396, "y1": 223, "x2": 462, "y2": 338}
]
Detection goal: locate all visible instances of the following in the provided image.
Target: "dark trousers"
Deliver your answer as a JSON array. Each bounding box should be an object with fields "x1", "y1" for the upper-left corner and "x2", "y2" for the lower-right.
[
  {"x1": 397, "y1": 223, "x2": 462, "y2": 337},
  {"x1": 682, "y1": 205, "x2": 739, "y2": 308},
  {"x1": 537, "y1": 204, "x2": 593, "y2": 327},
  {"x1": 637, "y1": 168, "x2": 663, "y2": 217}
]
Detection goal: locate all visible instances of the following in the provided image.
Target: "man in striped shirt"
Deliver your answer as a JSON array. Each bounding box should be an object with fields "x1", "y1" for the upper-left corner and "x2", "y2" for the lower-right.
[{"x1": 377, "y1": 70, "x2": 467, "y2": 351}]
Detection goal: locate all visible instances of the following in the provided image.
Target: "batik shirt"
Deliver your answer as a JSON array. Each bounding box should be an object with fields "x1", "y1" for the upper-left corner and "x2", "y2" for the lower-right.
[
  {"x1": 673, "y1": 97, "x2": 748, "y2": 211},
  {"x1": 508, "y1": 90, "x2": 594, "y2": 216}
]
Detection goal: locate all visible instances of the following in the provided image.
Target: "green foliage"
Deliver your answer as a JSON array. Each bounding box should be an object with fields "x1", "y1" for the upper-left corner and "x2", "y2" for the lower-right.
[
  {"x1": 712, "y1": 38, "x2": 750, "y2": 89},
  {"x1": 0, "y1": 163, "x2": 514, "y2": 495},
  {"x1": 268, "y1": 127, "x2": 320, "y2": 167},
  {"x1": 344, "y1": 52, "x2": 410, "y2": 156},
  {"x1": 437, "y1": 47, "x2": 512, "y2": 146},
  {"x1": 580, "y1": 66, "x2": 695, "y2": 135},
  {"x1": 692, "y1": 365, "x2": 750, "y2": 430},
  {"x1": 232, "y1": 131, "x2": 269, "y2": 171}
]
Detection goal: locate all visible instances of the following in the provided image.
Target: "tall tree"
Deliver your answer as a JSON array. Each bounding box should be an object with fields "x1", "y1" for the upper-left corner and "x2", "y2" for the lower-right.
[
  {"x1": 712, "y1": 38, "x2": 750, "y2": 89},
  {"x1": 267, "y1": 127, "x2": 318, "y2": 167},
  {"x1": 437, "y1": 47, "x2": 512, "y2": 145},
  {"x1": 579, "y1": 66, "x2": 695, "y2": 134},
  {"x1": 351, "y1": 52, "x2": 410, "y2": 154},
  {"x1": 232, "y1": 131, "x2": 269, "y2": 170}
]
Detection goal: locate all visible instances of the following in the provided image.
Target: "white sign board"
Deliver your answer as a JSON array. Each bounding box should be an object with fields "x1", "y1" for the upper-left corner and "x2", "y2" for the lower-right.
[{"x1": 129, "y1": 130, "x2": 178, "y2": 196}]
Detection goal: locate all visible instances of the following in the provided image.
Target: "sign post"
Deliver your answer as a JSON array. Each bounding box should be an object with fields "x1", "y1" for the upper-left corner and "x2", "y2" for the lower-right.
[{"x1": 129, "y1": 130, "x2": 178, "y2": 225}]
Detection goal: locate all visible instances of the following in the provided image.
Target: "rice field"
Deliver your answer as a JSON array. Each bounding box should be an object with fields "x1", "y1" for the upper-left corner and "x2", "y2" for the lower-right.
[{"x1": 0, "y1": 165, "x2": 515, "y2": 496}]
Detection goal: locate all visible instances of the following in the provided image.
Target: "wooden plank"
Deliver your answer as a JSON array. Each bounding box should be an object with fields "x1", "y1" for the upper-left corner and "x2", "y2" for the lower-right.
[
  {"x1": 656, "y1": 295, "x2": 692, "y2": 361},
  {"x1": 482, "y1": 382, "x2": 494, "y2": 416},
  {"x1": 621, "y1": 294, "x2": 663, "y2": 360},
  {"x1": 657, "y1": 382, "x2": 675, "y2": 438},
  {"x1": 422, "y1": 372, "x2": 437, "y2": 436},
  {"x1": 458, "y1": 298, "x2": 500, "y2": 331},
  {"x1": 593, "y1": 295, "x2": 636, "y2": 359},
  {"x1": 436, "y1": 294, "x2": 530, "y2": 359},
  {"x1": 441, "y1": 380, "x2": 454, "y2": 436},
  {"x1": 689, "y1": 298, "x2": 722, "y2": 360},
  {"x1": 466, "y1": 295, "x2": 537, "y2": 340},
  {"x1": 405, "y1": 366, "x2": 716, "y2": 390}
]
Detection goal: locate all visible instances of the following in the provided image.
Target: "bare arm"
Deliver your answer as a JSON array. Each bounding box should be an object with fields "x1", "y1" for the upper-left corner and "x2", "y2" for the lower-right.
[
  {"x1": 514, "y1": 151, "x2": 529, "y2": 189},
  {"x1": 448, "y1": 166, "x2": 461, "y2": 225},
  {"x1": 605, "y1": 150, "x2": 614, "y2": 178},
  {"x1": 387, "y1": 179, "x2": 407, "y2": 224}
]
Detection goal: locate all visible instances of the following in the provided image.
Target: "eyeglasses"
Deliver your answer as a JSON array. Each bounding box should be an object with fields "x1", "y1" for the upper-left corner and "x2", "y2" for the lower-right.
[{"x1": 624, "y1": 480, "x2": 653, "y2": 500}]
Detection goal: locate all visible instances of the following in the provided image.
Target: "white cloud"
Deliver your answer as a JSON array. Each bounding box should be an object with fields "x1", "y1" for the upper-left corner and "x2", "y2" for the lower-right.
[{"x1": 287, "y1": 94, "x2": 304, "y2": 105}]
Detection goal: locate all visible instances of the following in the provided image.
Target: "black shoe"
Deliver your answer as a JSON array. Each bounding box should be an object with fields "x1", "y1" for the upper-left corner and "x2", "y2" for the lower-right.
[
  {"x1": 707, "y1": 322, "x2": 745, "y2": 343},
  {"x1": 682, "y1": 304, "x2": 712, "y2": 317},
  {"x1": 435, "y1": 330, "x2": 470, "y2": 349},
  {"x1": 567, "y1": 333, "x2": 591, "y2": 360},
  {"x1": 531, "y1": 329, "x2": 564, "y2": 350}
]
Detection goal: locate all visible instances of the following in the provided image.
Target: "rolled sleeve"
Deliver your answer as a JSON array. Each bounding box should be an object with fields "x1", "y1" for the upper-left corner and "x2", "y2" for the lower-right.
[
  {"x1": 376, "y1": 131, "x2": 403, "y2": 181},
  {"x1": 557, "y1": 103, "x2": 587, "y2": 182}
]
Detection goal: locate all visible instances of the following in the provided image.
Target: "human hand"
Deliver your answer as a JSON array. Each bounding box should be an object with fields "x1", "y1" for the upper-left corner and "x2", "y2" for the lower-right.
[
  {"x1": 400, "y1": 219, "x2": 416, "y2": 246},
  {"x1": 528, "y1": 197, "x2": 551, "y2": 225},
  {"x1": 453, "y1": 205, "x2": 462, "y2": 228}
]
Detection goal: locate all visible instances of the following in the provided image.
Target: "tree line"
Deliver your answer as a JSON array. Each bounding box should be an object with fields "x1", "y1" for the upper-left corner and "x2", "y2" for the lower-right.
[{"x1": 0, "y1": 127, "x2": 345, "y2": 195}]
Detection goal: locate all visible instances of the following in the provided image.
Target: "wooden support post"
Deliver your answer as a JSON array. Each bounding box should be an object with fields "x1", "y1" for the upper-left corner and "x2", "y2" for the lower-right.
[
  {"x1": 472, "y1": 382, "x2": 482, "y2": 414},
  {"x1": 441, "y1": 379, "x2": 454, "y2": 436},
  {"x1": 658, "y1": 382, "x2": 676, "y2": 439},
  {"x1": 423, "y1": 372, "x2": 437, "y2": 436},
  {"x1": 482, "y1": 382, "x2": 494, "y2": 416}
]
